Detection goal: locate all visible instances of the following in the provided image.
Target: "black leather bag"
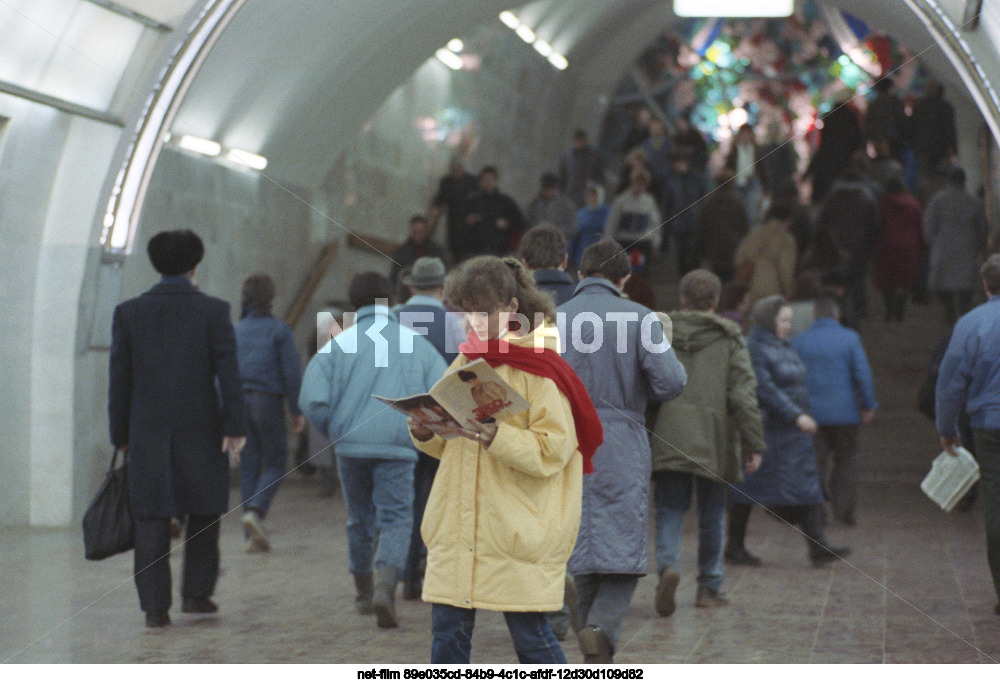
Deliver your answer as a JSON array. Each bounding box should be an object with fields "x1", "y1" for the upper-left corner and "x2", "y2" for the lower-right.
[{"x1": 82, "y1": 449, "x2": 135, "y2": 560}]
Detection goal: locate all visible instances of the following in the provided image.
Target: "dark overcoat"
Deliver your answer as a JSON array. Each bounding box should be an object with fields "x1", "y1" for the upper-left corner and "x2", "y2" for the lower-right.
[
  {"x1": 731, "y1": 326, "x2": 823, "y2": 507},
  {"x1": 109, "y1": 278, "x2": 246, "y2": 520}
]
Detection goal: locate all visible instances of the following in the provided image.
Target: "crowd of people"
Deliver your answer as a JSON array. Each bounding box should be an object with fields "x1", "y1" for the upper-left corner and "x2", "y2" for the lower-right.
[{"x1": 106, "y1": 84, "x2": 1000, "y2": 663}]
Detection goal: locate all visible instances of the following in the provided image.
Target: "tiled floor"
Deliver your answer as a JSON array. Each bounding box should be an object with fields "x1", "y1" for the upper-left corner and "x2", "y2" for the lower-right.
[{"x1": 2, "y1": 294, "x2": 998, "y2": 664}]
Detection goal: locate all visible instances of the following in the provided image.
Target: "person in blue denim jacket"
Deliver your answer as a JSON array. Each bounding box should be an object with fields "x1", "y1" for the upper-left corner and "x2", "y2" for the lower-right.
[{"x1": 234, "y1": 274, "x2": 305, "y2": 553}]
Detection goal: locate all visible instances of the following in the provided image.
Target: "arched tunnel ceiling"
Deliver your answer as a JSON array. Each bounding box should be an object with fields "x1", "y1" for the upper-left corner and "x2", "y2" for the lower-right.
[{"x1": 168, "y1": 0, "x2": 986, "y2": 189}]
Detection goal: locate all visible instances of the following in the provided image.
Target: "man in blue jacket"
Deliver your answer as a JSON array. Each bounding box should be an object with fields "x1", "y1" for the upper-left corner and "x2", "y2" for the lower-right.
[
  {"x1": 936, "y1": 254, "x2": 1000, "y2": 615},
  {"x1": 791, "y1": 294, "x2": 877, "y2": 526},
  {"x1": 299, "y1": 272, "x2": 447, "y2": 628}
]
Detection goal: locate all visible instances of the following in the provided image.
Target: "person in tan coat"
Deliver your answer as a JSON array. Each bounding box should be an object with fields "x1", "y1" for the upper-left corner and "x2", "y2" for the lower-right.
[
  {"x1": 733, "y1": 202, "x2": 798, "y2": 309},
  {"x1": 408, "y1": 256, "x2": 602, "y2": 664}
]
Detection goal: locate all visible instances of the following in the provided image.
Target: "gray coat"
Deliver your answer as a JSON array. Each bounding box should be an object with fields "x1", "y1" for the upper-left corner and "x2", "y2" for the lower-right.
[
  {"x1": 925, "y1": 186, "x2": 989, "y2": 292},
  {"x1": 559, "y1": 278, "x2": 687, "y2": 575}
]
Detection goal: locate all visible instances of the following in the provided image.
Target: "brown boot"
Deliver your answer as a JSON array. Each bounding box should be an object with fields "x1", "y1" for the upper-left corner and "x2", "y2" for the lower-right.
[
  {"x1": 578, "y1": 626, "x2": 613, "y2": 664},
  {"x1": 353, "y1": 573, "x2": 374, "y2": 615},
  {"x1": 655, "y1": 568, "x2": 680, "y2": 617},
  {"x1": 372, "y1": 565, "x2": 399, "y2": 628}
]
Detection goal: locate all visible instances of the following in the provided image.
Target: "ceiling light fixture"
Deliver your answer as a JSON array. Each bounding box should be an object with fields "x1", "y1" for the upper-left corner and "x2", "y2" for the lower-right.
[
  {"x1": 447, "y1": 38, "x2": 464, "y2": 53},
  {"x1": 435, "y1": 47, "x2": 463, "y2": 70},
  {"x1": 177, "y1": 135, "x2": 221, "y2": 156},
  {"x1": 227, "y1": 148, "x2": 267, "y2": 170},
  {"x1": 499, "y1": 11, "x2": 520, "y2": 29},
  {"x1": 515, "y1": 25, "x2": 536, "y2": 44},
  {"x1": 548, "y1": 53, "x2": 569, "y2": 70},
  {"x1": 533, "y1": 39, "x2": 553, "y2": 57}
]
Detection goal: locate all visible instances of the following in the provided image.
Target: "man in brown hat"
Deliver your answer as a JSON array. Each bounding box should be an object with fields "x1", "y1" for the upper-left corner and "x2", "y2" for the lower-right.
[{"x1": 109, "y1": 229, "x2": 247, "y2": 628}]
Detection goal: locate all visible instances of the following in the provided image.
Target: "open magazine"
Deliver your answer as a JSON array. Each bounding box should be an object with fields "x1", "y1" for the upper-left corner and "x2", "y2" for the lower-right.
[
  {"x1": 374, "y1": 359, "x2": 530, "y2": 439},
  {"x1": 920, "y1": 447, "x2": 980, "y2": 512}
]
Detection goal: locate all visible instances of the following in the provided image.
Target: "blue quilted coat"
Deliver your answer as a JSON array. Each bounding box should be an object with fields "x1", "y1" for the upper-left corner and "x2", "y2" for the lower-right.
[{"x1": 730, "y1": 326, "x2": 824, "y2": 506}]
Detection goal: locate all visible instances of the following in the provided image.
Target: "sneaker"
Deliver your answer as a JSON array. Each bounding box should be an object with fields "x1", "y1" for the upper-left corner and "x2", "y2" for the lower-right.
[
  {"x1": 811, "y1": 544, "x2": 851, "y2": 567},
  {"x1": 655, "y1": 568, "x2": 680, "y2": 617},
  {"x1": 241, "y1": 510, "x2": 270, "y2": 552},
  {"x1": 578, "y1": 626, "x2": 613, "y2": 664},
  {"x1": 695, "y1": 585, "x2": 730, "y2": 608},
  {"x1": 724, "y1": 547, "x2": 762, "y2": 566}
]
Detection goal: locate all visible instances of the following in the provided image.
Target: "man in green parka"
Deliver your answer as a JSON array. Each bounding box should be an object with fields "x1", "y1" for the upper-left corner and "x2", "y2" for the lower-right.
[{"x1": 650, "y1": 269, "x2": 766, "y2": 616}]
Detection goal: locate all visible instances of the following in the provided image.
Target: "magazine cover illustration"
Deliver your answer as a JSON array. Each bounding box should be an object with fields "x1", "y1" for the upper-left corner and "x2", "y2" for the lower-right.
[{"x1": 374, "y1": 359, "x2": 530, "y2": 439}]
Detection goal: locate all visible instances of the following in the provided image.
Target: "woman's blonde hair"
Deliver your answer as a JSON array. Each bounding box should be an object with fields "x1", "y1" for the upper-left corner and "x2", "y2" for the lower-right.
[{"x1": 444, "y1": 255, "x2": 555, "y2": 332}]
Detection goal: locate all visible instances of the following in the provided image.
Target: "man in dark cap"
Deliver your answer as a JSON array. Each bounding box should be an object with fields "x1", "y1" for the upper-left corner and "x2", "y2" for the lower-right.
[{"x1": 109, "y1": 229, "x2": 247, "y2": 628}]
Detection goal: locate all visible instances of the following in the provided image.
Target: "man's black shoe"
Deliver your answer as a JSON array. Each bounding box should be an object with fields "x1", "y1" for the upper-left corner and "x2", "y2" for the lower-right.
[
  {"x1": 811, "y1": 545, "x2": 851, "y2": 567},
  {"x1": 724, "y1": 547, "x2": 762, "y2": 566},
  {"x1": 181, "y1": 597, "x2": 218, "y2": 614},
  {"x1": 145, "y1": 611, "x2": 171, "y2": 628}
]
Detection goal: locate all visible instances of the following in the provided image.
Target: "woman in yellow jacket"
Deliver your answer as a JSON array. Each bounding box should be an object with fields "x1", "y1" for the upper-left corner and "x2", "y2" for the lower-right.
[{"x1": 408, "y1": 256, "x2": 602, "y2": 664}]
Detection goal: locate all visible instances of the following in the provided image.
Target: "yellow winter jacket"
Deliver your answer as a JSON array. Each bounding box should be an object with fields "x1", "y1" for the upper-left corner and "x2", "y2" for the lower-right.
[{"x1": 410, "y1": 326, "x2": 582, "y2": 612}]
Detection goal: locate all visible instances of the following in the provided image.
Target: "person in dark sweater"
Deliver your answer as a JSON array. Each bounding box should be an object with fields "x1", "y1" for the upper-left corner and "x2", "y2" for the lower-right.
[
  {"x1": 430, "y1": 158, "x2": 478, "y2": 262},
  {"x1": 463, "y1": 166, "x2": 525, "y2": 257},
  {"x1": 519, "y1": 223, "x2": 576, "y2": 306},
  {"x1": 390, "y1": 215, "x2": 447, "y2": 291}
]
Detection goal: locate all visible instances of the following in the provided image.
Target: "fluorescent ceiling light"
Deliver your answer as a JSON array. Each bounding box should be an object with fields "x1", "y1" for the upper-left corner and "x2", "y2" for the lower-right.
[
  {"x1": 515, "y1": 25, "x2": 536, "y2": 43},
  {"x1": 228, "y1": 149, "x2": 268, "y2": 170},
  {"x1": 447, "y1": 38, "x2": 464, "y2": 52},
  {"x1": 435, "y1": 47, "x2": 463, "y2": 70},
  {"x1": 673, "y1": 0, "x2": 793, "y2": 17},
  {"x1": 499, "y1": 11, "x2": 520, "y2": 28},
  {"x1": 533, "y1": 39, "x2": 553, "y2": 57},
  {"x1": 177, "y1": 135, "x2": 221, "y2": 156},
  {"x1": 548, "y1": 53, "x2": 569, "y2": 70}
]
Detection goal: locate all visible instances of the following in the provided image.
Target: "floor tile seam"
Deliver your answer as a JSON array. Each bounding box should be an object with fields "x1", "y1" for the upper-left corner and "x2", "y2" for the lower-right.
[
  {"x1": 807, "y1": 567, "x2": 835, "y2": 658},
  {"x1": 943, "y1": 511, "x2": 990, "y2": 662}
]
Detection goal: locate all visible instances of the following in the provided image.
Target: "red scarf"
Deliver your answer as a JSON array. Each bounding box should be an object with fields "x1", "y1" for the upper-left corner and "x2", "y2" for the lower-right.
[{"x1": 459, "y1": 333, "x2": 602, "y2": 474}]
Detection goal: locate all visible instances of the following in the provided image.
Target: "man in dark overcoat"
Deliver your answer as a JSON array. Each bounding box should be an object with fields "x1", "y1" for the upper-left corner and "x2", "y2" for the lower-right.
[{"x1": 108, "y1": 229, "x2": 247, "y2": 628}]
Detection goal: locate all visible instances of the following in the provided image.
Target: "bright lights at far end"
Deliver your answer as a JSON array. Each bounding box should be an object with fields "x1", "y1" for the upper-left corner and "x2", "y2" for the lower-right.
[
  {"x1": 673, "y1": 0, "x2": 793, "y2": 17},
  {"x1": 447, "y1": 38, "x2": 464, "y2": 52},
  {"x1": 548, "y1": 52, "x2": 568, "y2": 70}
]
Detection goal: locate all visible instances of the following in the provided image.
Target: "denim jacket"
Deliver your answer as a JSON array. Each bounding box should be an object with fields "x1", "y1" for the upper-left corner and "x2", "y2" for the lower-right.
[{"x1": 234, "y1": 312, "x2": 303, "y2": 414}]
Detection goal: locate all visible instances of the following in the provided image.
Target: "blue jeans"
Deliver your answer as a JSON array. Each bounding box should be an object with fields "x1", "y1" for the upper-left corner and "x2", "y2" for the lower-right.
[
  {"x1": 430, "y1": 603, "x2": 567, "y2": 664},
  {"x1": 653, "y1": 470, "x2": 727, "y2": 592},
  {"x1": 240, "y1": 392, "x2": 288, "y2": 517},
  {"x1": 337, "y1": 456, "x2": 415, "y2": 575}
]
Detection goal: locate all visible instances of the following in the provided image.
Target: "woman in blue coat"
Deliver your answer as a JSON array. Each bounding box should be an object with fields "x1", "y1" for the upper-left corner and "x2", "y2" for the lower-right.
[{"x1": 726, "y1": 295, "x2": 851, "y2": 567}]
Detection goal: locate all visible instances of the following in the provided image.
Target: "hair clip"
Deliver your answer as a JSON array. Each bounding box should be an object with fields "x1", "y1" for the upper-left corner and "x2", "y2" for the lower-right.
[{"x1": 503, "y1": 257, "x2": 522, "y2": 269}]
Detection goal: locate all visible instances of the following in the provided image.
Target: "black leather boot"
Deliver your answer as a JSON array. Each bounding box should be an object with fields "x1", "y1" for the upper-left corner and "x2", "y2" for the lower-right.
[{"x1": 724, "y1": 503, "x2": 762, "y2": 566}]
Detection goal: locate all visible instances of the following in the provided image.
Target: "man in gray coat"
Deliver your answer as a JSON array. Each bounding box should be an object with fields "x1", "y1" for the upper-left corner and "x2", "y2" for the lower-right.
[
  {"x1": 559, "y1": 240, "x2": 687, "y2": 663},
  {"x1": 925, "y1": 167, "x2": 990, "y2": 325}
]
